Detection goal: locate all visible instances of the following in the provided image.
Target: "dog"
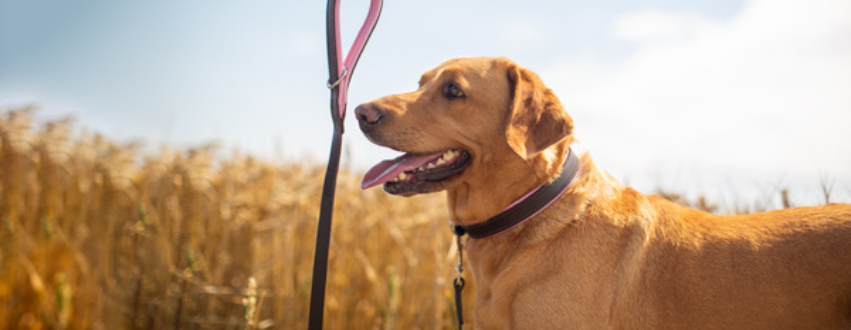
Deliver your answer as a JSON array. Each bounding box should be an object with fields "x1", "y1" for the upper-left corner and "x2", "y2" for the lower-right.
[{"x1": 354, "y1": 57, "x2": 851, "y2": 329}]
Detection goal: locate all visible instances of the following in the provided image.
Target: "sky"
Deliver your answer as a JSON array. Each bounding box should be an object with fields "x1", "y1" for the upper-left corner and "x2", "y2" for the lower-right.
[{"x1": 1, "y1": 0, "x2": 850, "y2": 210}]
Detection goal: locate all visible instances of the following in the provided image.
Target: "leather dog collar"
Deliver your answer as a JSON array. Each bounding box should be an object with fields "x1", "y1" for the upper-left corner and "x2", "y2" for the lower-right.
[{"x1": 452, "y1": 148, "x2": 580, "y2": 239}]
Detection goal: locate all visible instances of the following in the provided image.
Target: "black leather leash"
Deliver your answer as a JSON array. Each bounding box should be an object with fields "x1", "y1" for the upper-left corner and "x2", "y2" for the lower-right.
[
  {"x1": 449, "y1": 148, "x2": 580, "y2": 329},
  {"x1": 308, "y1": 1, "x2": 382, "y2": 329}
]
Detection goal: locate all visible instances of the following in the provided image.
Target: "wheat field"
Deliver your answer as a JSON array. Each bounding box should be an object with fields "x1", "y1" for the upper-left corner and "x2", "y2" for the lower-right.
[
  {"x1": 1, "y1": 106, "x2": 839, "y2": 330},
  {"x1": 1, "y1": 107, "x2": 472, "y2": 330}
]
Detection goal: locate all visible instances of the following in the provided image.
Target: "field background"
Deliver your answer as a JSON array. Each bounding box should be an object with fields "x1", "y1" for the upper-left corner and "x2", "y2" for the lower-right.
[{"x1": 1, "y1": 107, "x2": 844, "y2": 330}]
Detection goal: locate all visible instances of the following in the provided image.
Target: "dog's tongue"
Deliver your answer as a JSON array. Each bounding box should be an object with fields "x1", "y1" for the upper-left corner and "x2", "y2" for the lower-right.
[{"x1": 362, "y1": 151, "x2": 444, "y2": 189}]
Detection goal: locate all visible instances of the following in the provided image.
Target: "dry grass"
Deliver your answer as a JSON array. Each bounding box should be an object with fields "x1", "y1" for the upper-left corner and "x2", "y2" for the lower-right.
[
  {"x1": 1, "y1": 106, "x2": 465, "y2": 330},
  {"x1": 1, "y1": 106, "x2": 843, "y2": 329}
]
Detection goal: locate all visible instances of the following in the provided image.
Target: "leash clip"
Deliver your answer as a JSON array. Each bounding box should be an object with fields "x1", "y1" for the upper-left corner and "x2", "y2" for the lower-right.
[
  {"x1": 455, "y1": 234, "x2": 464, "y2": 274},
  {"x1": 453, "y1": 229, "x2": 466, "y2": 329}
]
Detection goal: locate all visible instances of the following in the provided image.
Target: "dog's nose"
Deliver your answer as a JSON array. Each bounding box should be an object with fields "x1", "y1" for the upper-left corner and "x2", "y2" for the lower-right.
[{"x1": 355, "y1": 104, "x2": 383, "y2": 128}]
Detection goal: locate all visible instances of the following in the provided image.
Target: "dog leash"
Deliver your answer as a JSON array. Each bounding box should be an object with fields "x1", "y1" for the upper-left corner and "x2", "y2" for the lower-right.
[
  {"x1": 450, "y1": 149, "x2": 580, "y2": 329},
  {"x1": 308, "y1": 1, "x2": 382, "y2": 330}
]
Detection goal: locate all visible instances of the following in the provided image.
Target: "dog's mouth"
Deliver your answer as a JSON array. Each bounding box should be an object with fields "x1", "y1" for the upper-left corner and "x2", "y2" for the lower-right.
[{"x1": 362, "y1": 149, "x2": 471, "y2": 196}]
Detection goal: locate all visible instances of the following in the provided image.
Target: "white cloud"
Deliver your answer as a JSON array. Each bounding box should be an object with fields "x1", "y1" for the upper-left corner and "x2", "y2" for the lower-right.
[{"x1": 545, "y1": 0, "x2": 851, "y2": 206}]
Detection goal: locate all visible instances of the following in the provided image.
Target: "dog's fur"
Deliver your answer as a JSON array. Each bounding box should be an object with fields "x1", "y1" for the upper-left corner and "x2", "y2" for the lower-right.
[{"x1": 356, "y1": 57, "x2": 851, "y2": 329}]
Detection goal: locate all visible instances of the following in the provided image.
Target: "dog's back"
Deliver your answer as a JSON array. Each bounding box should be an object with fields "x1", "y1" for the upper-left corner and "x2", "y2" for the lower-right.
[{"x1": 637, "y1": 199, "x2": 851, "y2": 329}]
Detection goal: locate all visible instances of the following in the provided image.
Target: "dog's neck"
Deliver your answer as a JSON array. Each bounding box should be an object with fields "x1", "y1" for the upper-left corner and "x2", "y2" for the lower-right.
[{"x1": 446, "y1": 141, "x2": 572, "y2": 227}]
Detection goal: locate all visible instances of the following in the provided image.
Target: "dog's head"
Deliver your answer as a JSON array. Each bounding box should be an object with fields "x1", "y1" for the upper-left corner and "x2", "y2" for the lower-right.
[{"x1": 357, "y1": 57, "x2": 573, "y2": 197}]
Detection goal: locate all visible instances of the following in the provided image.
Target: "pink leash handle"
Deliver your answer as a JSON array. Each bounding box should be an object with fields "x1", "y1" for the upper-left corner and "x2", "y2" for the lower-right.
[{"x1": 326, "y1": 0, "x2": 383, "y2": 122}]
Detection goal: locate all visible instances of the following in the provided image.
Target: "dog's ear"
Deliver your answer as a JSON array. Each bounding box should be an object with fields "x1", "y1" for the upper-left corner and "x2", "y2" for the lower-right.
[{"x1": 504, "y1": 62, "x2": 573, "y2": 160}]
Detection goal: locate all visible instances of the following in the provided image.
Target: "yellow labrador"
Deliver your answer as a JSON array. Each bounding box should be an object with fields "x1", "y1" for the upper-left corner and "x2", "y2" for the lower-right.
[{"x1": 355, "y1": 57, "x2": 851, "y2": 329}]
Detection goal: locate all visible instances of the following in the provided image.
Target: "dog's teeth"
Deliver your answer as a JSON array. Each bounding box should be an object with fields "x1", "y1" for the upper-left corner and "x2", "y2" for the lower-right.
[
  {"x1": 427, "y1": 163, "x2": 437, "y2": 169},
  {"x1": 418, "y1": 166, "x2": 426, "y2": 171},
  {"x1": 436, "y1": 158, "x2": 447, "y2": 166},
  {"x1": 398, "y1": 172, "x2": 407, "y2": 181}
]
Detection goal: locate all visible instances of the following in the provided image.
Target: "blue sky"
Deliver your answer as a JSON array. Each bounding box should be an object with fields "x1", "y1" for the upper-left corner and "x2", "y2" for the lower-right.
[{"x1": 2, "y1": 0, "x2": 850, "y2": 209}]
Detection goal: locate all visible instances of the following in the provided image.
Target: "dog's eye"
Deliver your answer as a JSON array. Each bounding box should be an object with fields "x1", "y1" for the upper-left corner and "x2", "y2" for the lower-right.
[{"x1": 443, "y1": 83, "x2": 465, "y2": 99}]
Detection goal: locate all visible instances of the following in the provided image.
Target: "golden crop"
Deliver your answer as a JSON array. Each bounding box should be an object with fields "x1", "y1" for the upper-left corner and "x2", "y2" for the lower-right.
[{"x1": 1, "y1": 107, "x2": 464, "y2": 330}]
